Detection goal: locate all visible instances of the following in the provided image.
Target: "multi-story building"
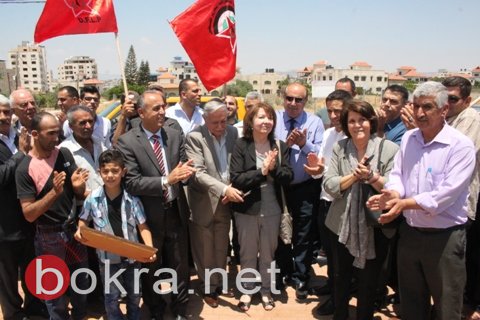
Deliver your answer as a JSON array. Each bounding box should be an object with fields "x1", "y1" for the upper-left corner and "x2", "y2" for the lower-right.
[
  {"x1": 310, "y1": 60, "x2": 389, "y2": 97},
  {"x1": 472, "y1": 66, "x2": 480, "y2": 84},
  {"x1": 0, "y1": 59, "x2": 15, "y2": 95},
  {"x1": 8, "y1": 41, "x2": 49, "y2": 92},
  {"x1": 237, "y1": 68, "x2": 286, "y2": 96},
  {"x1": 57, "y1": 56, "x2": 98, "y2": 89},
  {"x1": 168, "y1": 56, "x2": 197, "y2": 81}
]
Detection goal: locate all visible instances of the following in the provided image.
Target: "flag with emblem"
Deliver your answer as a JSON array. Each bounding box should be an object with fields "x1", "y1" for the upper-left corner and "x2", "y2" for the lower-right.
[
  {"x1": 170, "y1": 0, "x2": 237, "y2": 91},
  {"x1": 34, "y1": 0, "x2": 118, "y2": 44}
]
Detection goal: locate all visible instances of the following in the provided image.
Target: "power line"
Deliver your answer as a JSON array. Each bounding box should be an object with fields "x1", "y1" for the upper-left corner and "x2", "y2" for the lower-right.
[{"x1": 0, "y1": 1, "x2": 45, "y2": 3}]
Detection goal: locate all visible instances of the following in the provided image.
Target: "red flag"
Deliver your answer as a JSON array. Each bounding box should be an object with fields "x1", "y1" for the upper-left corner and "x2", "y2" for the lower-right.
[
  {"x1": 34, "y1": 0, "x2": 118, "y2": 44},
  {"x1": 170, "y1": 0, "x2": 237, "y2": 91}
]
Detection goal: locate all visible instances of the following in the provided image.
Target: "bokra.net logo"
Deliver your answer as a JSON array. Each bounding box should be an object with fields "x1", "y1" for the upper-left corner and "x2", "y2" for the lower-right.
[{"x1": 25, "y1": 255, "x2": 71, "y2": 300}]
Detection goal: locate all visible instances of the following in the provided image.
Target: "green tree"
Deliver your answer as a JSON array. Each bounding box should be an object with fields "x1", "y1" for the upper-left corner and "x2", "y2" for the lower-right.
[
  {"x1": 403, "y1": 80, "x2": 417, "y2": 93},
  {"x1": 34, "y1": 92, "x2": 57, "y2": 109},
  {"x1": 226, "y1": 80, "x2": 253, "y2": 97},
  {"x1": 124, "y1": 45, "x2": 138, "y2": 84},
  {"x1": 137, "y1": 60, "x2": 151, "y2": 86},
  {"x1": 103, "y1": 83, "x2": 146, "y2": 100}
]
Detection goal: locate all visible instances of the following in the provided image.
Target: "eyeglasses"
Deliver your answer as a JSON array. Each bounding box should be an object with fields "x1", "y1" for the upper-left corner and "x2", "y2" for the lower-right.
[
  {"x1": 448, "y1": 95, "x2": 461, "y2": 103},
  {"x1": 17, "y1": 100, "x2": 36, "y2": 109},
  {"x1": 285, "y1": 96, "x2": 304, "y2": 104},
  {"x1": 83, "y1": 96, "x2": 99, "y2": 102}
]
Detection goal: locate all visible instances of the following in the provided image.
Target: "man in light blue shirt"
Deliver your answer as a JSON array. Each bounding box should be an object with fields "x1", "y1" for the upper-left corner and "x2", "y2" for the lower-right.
[
  {"x1": 274, "y1": 82, "x2": 324, "y2": 300},
  {"x1": 368, "y1": 81, "x2": 475, "y2": 320}
]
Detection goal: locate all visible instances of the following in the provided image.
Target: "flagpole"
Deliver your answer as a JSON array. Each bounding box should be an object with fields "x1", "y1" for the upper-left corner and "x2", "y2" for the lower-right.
[{"x1": 114, "y1": 33, "x2": 129, "y2": 96}]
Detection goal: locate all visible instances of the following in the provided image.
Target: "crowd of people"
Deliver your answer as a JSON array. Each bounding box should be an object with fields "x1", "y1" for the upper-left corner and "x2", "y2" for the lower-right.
[{"x1": 0, "y1": 75, "x2": 479, "y2": 320}]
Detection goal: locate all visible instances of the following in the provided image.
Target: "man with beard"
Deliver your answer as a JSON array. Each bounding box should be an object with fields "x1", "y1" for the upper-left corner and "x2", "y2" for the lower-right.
[
  {"x1": 165, "y1": 79, "x2": 204, "y2": 135},
  {"x1": 16, "y1": 112, "x2": 90, "y2": 320}
]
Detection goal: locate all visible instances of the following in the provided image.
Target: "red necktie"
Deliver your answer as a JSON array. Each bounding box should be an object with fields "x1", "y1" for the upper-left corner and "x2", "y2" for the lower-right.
[{"x1": 152, "y1": 134, "x2": 170, "y2": 201}]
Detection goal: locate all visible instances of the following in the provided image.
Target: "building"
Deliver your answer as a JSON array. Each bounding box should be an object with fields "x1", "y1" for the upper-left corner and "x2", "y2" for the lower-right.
[
  {"x1": 8, "y1": 41, "x2": 49, "y2": 92},
  {"x1": 237, "y1": 68, "x2": 286, "y2": 96},
  {"x1": 57, "y1": 55, "x2": 98, "y2": 89},
  {"x1": 396, "y1": 66, "x2": 428, "y2": 83},
  {"x1": 168, "y1": 56, "x2": 197, "y2": 81},
  {"x1": 472, "y1": 66, "x2": 480, "y2": 84},
  {"x1": 309, "y1": 60, "x2": 388, "y2": 97},
  {"x1": 0, "y1": 59, "x2": 15, "y2": 95}
]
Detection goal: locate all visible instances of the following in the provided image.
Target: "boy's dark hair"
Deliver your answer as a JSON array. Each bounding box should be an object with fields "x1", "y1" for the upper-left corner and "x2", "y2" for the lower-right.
[{"x1": 99, "y1": 149, "x2": 125, "y2": 168}]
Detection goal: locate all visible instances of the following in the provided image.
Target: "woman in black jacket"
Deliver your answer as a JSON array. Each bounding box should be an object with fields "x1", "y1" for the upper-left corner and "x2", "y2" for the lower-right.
[{"x1": 230, "y1": 102, "x2": 293, "y2": 311}]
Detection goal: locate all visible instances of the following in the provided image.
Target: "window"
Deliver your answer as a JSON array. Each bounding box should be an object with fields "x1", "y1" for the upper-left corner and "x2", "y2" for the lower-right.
[
  {"x1": 264, "y1": 80, "x2": 271, "y2": 85},
  {"x1": 377, "y1": 76, "x2": 383, "y2": 82},
  {"x1": 329, "y1": 76, "x2": 333, "y2": 81},
  {"x1": 253, "y1": 80, "x2": 258, "y2": 85},
  {"x1": 265, "y1": 89, "x2": 271, "y2": 94},
  {"x1": 361, "y1": 76, "x2": 366, "y2": 81},
  {"x1": 354, "y1": 76, "x2": 359, "y2": 81},
  {"x1": 323, "y1": 76, "x2": 326, "y2": 81},
  {"x1": 376, "y1": 87, "x2": 382, "y2": 92}
]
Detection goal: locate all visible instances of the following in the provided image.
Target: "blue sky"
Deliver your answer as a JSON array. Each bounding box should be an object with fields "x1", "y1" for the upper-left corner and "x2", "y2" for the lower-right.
[{"x1": 0, "y1": 0, "x2": 478, "y2": 79}]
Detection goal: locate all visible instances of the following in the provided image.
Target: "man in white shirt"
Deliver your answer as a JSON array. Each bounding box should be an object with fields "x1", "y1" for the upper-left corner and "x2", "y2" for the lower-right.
[
  {"x1": 166, "y1": 79, "x2": 204, "y2": 135},
  {"x1": 63, "y1": 86, "x2": 112, "y2": 148},
  {"x1": 304, "y1": 89, "x2": 351, "y2": 315},
  {"x1": 234, "y1": 91, "x2": 263, "y2": 137},
  {"x1": 60, "y1": 105, "x2": 106, "y2": 194}
]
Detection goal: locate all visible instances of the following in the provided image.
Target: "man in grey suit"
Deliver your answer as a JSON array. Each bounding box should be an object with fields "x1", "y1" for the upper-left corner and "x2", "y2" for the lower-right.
[
  {"x1": 116, "y1": 90, "x2": 196, "y2": 320},
  {"x1": 185, "y1": 99, "x2": 243, "y2": 308}
]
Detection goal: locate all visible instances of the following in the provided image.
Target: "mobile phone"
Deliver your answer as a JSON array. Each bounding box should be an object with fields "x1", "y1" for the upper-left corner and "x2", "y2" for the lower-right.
[
  {"x1": 242, "y1": 190, "x2": 252, "y2": 198},
  {"x1": 363, "y1": 154, "x2": 375, "y2": 166}
]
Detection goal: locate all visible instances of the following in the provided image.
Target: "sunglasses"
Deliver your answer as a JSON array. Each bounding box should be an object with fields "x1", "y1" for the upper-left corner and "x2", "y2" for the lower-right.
[
  {"x1": 285, "y1": 96, "x2": 304, "y2": 104},
  {"x1": 447, "y1": 95, "x2": 461, "y2": 103},
  {"x1": 84, "y1": 97, "x2": 99, "y2": 102}
]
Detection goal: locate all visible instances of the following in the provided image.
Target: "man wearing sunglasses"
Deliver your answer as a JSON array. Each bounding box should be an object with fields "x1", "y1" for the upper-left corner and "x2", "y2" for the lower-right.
[
  {"x1": 10, "y1": 88, "x2": 38, "y2": 133},
  {"x1": 442, "y1": 76, "x2": 480, "y2": 320},
  {"x1": 166, "y1": 78, "x2": 204, "y2": 135},
  {"x1": 274, "y1": 82, "x2": 324, "y2": 300},
  {"x1": 63, "y1": 86, "x2": 112, "y2": 148}
]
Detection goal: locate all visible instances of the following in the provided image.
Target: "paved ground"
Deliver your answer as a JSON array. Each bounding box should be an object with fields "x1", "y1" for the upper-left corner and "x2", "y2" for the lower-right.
[{"x1": 1, "y1": 260, "x2": 401, "y2": 320}]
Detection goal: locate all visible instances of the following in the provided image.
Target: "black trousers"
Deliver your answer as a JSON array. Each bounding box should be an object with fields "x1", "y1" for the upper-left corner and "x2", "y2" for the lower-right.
[
  {"x1": 142, "y1": 204, "x2": 189, "y2": 318},
  {"x1": 280, "y1": 179, "x2": 319, "y2": 285},
  {"x1": 317, "y1": 199, "x2": 333, "y2": 287},
  {"x1": 0, "y1": 238, "x2": 43, "y2": 320},
  {"x1": 466, "y1": 194, "x2": 480, "y2": 306},
  {"x1": 331, "y1": 228, "x2": 391, "y2": 320},
  {"x1": 398, "y1": 222, "x2": 466, "y2": 320}
]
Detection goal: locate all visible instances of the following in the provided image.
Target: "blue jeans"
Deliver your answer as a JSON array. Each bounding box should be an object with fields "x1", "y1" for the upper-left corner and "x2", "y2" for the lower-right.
[
  {"x1": 99, "y1": 260, "x2": 141, "y2": 320},
  {"x1": 34, "y1": 224, "x2": 88, "y2": 320}
]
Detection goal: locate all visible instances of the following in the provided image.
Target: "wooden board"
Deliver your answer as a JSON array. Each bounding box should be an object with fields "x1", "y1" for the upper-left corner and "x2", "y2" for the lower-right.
[{"x1": 79, "y1": 226, "x2": 157, "y2": 263}]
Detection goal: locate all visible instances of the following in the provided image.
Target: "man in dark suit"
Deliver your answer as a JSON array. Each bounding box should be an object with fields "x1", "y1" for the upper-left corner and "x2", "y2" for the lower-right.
[
  {"x1": 116, "y1": 90, "x2": 196, "y2": 320},
  {"x1": 185, "y1": 99, "x2": 243, "y2": 308},
  {"x1": 0, "y1": 94, "x2": 46, "y2": 320}
]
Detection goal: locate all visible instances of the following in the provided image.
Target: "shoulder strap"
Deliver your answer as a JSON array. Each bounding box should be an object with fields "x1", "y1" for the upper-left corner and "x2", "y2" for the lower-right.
[{"x1": 377, "y1": 138, "x2": 386, "y2": 172}]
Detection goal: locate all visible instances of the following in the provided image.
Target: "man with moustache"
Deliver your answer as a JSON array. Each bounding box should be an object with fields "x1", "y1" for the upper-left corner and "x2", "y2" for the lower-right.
[
  {"x1": 63, "y1": 86, "x2": 112, "y2": 148},
  {"x1": 185, "y1": 99, "x2": 242, "y2": 308},
  {"x1": 60, "y1": 105, "x2": 106, "y2": 196},
  {"x1": 274, "y1": 82, "x2": 324, "y2": 299},
  {"x1": 0, "y1": 95, "x2": 47, "y2": 320},
  {"x1": 367, "y1": 81, "x2": 475, "y2": 320},
  {"x1": 224, "y1": 95, "x2": 238, "y2": 125}
]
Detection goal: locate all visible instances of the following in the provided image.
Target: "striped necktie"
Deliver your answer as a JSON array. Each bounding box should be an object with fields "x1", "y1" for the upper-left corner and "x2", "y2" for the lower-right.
[{"x1": 151, "y1": 134, "x2": 170, "y2": 201}]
